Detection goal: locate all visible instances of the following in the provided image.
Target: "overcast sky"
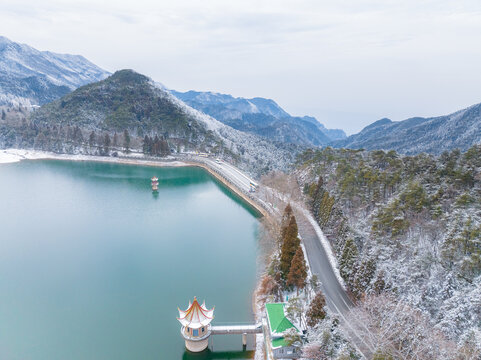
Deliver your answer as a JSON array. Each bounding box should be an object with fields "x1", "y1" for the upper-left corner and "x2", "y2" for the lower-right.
[{"x1": 1, "y1": 0, "x2": 481, "y2": 134}]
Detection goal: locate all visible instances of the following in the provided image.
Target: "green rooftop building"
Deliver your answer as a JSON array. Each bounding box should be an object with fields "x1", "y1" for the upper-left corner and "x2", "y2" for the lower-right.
[{"x1": 265, "y1": 303, "x2": 302, "y2": 359}]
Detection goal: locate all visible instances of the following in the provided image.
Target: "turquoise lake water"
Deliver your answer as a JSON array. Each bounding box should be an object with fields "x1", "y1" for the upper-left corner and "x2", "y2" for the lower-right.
[{"x1": 0, "y1": 160, "x2": 259, "y2": 360}]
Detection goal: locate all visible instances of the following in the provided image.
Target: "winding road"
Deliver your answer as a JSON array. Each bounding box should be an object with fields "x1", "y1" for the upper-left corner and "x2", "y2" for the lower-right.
[
  {"x1": 192, "y1": 156, "x2": 372, "y2": 358},
  {"x1": 202, "y1": 158, "x2": 352, "y2": 312}
]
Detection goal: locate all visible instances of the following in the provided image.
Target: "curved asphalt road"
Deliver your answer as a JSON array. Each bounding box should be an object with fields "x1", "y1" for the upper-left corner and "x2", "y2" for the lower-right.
[
  {"x1": 196, "y1": 157, "x2": 371, "y2": 358},
  {"x1": 204, "y1": 158, "x2": 353, "y2": 311}
]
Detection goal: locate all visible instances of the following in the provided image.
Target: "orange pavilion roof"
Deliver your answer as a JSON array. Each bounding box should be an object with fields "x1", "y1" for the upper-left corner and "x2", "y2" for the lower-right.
[{"x1": 177, "y1": 297, "x2": 214, "y2": 329}]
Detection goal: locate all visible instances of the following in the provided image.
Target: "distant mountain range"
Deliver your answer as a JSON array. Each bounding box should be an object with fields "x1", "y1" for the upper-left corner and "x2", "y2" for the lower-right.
[
  {"x1": 1, "y1": 35, "x2": 480, "y2": 162},
  {"x1": 171, "y1": 90, "x2": 346, "y2": 147},
  {"x1": 0, "y1": 35, "x2": 344, "y2": 149},
  {"x1": 0, "y1": 36, "x2": 109, "y2": 107},
  {"x1": 1, "y1": 69, "x2": 297, "y2": 173},
  {"x1": 332, "y1": 103, "x2": 481, "y2": 154}
]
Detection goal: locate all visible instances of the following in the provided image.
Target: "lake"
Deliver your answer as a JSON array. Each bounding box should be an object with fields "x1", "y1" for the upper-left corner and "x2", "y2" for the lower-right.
[{"x1": 0, "y1": 160, "x2": 260, "y2": 360}]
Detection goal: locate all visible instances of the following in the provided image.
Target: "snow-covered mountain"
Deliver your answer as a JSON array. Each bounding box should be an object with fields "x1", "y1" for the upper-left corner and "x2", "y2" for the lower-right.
[
  {"x1": 296, "y1": 146, "x2": 481, "y2": 353},
  {"x1": 171, "y1": 90, "x2": 346, "y2": 147},
  {"x1": 171, "y1": 90, "x2": 291, "y2": 119},
  {"x1": 332, "y1": 103, "x2": 481, "y2": 154},
  {"x1": 0, "y1": 36, "x2": 110, "y2": 107},
  {"x1": 1, "y1": 70, "x2": 296, "y2": 174}
]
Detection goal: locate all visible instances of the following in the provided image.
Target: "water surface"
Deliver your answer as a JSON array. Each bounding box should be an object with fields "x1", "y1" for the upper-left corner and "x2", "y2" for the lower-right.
[{"x1": 0, "y1": 160, "x2": 259, "y2": 360}]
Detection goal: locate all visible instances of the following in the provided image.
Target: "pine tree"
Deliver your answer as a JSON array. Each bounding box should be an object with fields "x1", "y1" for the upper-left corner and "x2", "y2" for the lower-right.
[
  {"x1": 142, "y1": 135, "x2": 152, "y2": 154},
  {"x1": 152, "y1": 135, "x2": 161, "y2": 156},
  {"x1": 112, "y1": 132, "x2": 118, "y2": 147},
  {"x1": 287, "y1": 246, "x2": 308, "y2": 295},
  {"x1": 318, "y1": 192, "x2": 335, "y2": 226},
  {"x1": 339, "y1": 238, "x2": 359, "y2": 282},
  {"x1": 306, "y1": 291, "x2": 327, "y2": 327},
  {"x1": 1, "y1": 109, "x2": 6, "y2": 120},
  {"x1": 160, "y1": 138, "x2": 170, "y2": 156},
  {"x1": 123, "y1": 129, "x2": 130, "y2": 153},
  {"x1": 102, "y1": 133, "x2": 111, "y2": 155},
  {"x1": 279, "y1": 204, "x2": 294, "y2": 244},
  {"x1": 88, "y1": 131, "x2": 96, "y2": 148},
  {"x1": 352, "y1": 258, "x2": 376, "y2": 299},
  {"x1": 72, "y1": 126, "x2": 83, "y2": 145},
  {"x1": 373, "y1": 271, "x2": 386, "y2": 295},
  {"x1": 282, "y1": 204, "x2": 293, "y2": 225},
  {"x1": 280, "y1": 215, "x2": 300, "y2": 282},
  {"x1": 35, "y1": 131, "x2": 47, "y2": 149},
  {"x1": 312, "y1": 176, "x2": 325, "y2": 217}
]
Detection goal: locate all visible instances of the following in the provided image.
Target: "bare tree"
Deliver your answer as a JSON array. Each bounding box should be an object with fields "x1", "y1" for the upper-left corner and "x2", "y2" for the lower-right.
[
  {"x1": 261, "y1": 170, "x2": 303, "y2": 205},
  {"x1": 344, "y1": 294, "x2": 458, "y2": 360}
]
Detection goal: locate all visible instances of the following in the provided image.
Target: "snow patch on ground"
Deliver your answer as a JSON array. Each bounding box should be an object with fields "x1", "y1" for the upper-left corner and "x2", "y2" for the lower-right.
[
  {"x1": 255, "y1": 333, "x2": 265, "y2": 360},
  {"x1": 0, "y1": 148, "x2": 49, "y2": 163},
  {"x1": 0, "y1": 148, "x2": 189, "y2": 167},
  {"x1": 0, "y1": 149, "x2": 22, "y2": 163},
  {"x1": 163, "y1": 89, "x2": 223, "y2": 131}
]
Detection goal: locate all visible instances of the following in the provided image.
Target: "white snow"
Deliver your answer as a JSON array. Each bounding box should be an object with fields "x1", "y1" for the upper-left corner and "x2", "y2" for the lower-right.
[
  {"x1": 0, "y1": 35, "x2": 110, "y2": 106},
  {"x1": 246, "y1": 100, "x2": 260, "y2": 113},
  {"x1": 0, "y1": 149, "x2": 49, "y2": 163},
  {"x1": 0, "y1": 149, "x2": 23, "y2": 163},
  {"x1": 0, "y1": 148, "x2": 189, "y2": 167},
  {"x1": 155, "y1": 83, "x2": 295, "y2": 175},
  {"x1": 254, "y1": 333, "x2": 265, "y2": 360}
]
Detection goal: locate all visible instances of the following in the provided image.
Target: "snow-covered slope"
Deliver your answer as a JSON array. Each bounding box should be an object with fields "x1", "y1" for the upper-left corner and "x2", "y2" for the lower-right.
[
  {"x1": 0, "y1": 36, "x2": 110, "y2": 106},
  {"x1": 165, "y1": 88, "x2": 298, "y2": 173},
  {"x1": 332, "y1": 103, "x2": 481, "y2": 154},
  {"x1": 171, "y1": 90, "x2": 346, "y2": 147},
  {"x1": 296, "y1": 147, "x2": 481, "y2": 353},
  {"x1": 2, "y1": 70, "x2": 296, "y2": 175},
  {"x1": 171, "y1": 90, "x2": 290, "y2": 119}
]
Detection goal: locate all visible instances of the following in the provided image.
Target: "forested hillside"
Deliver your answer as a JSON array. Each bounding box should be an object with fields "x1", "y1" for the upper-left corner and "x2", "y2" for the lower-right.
[
  {"x1": 0, "y1": 70, "x2": 219, "y2": 154},
  {"x1": 171, "y1": 90, "x2": 346, "y2": 147},
  {"x1": 296, "y1": 146, "x2": 481, "y2": 355},
  {"x1": 0, "y1": 69, "x2": 298, "y2": 175},
  {"x1": 331, "y1": 103, "x2": 481, "y2": 155}
]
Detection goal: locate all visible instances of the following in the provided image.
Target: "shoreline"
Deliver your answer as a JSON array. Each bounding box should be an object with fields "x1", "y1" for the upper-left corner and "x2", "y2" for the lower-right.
[
  {"x1": 0, "y1": 148, "x2": 268, "y2": 218},
  {"x1": 184, "y1": 161, "x2": 269, "y2": 218},
  {"x1": 1, "y1": 147, "x2": 271, "y2": 358},
  {"x1": 0, "y1": 148, "x2": 268, "y2": 217},
  {"x1": 0, "y1": 148, "x2": 189, "y2": 167}
]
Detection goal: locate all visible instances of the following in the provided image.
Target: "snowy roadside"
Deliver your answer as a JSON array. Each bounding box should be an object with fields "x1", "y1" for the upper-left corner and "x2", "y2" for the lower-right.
[
  {"x1": 258, "y1": 185, "x2": 346, "y2": 290},
  {"x1": 1, "y1": 147, "x2": 351, "y2": 358}
]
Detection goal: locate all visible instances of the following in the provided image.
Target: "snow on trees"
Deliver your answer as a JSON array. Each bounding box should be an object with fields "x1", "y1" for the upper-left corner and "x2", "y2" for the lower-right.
[
  {"x1": 287, "y1": 246, "x2": 308, "y2": 295},
  {"x1": 345, "y1": 294, "x2": 459, "y2": 359},
  {"x1": 306, "y1": 292, "x2": 327, "y2": 328},
  {"x1": 280, "y1": 215, "x2": 301, "y2": 282},
  {"x1": 123, "y1": 129, "x2": 130, "y2": 153},
  {"x1": 297, "y1": 146, "x2": 481, "y2": 350}
]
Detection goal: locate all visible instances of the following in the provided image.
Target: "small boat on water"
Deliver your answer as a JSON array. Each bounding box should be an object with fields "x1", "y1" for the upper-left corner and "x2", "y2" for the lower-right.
[{"x1": 151, "y1": 176, "x2": 159, "y2": 192}]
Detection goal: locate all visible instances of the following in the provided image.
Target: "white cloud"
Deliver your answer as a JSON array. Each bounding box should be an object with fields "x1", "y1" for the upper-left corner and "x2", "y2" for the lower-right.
[{"x1": 1, "y1": 0, "x2": 481, "y2": 134}]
